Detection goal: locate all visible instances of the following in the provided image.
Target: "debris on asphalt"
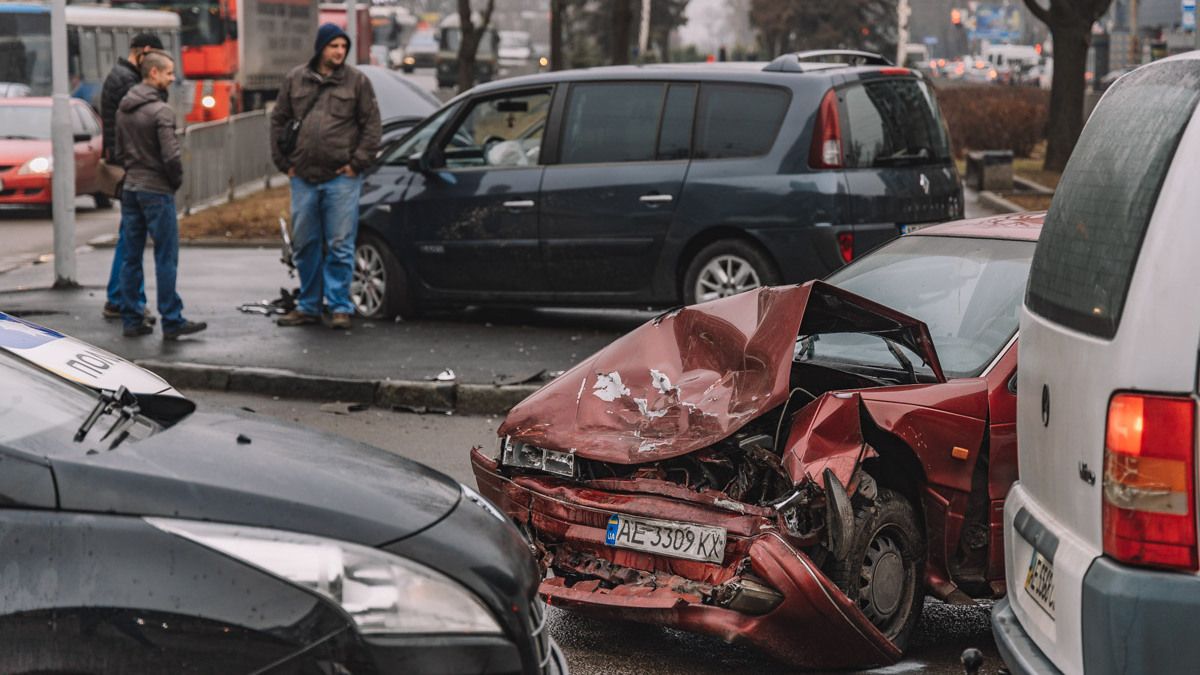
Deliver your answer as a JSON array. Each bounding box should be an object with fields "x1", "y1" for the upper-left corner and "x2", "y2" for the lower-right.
[
  {"x1": 494, "y1": 369, "x2": 548, "y2": 386},
  {"x1": 429, "y1": 368, "x2": 456, "y2": 382},
  {"x1": 237, "y1": 287, "x2": 297, "y2": 316},
  {"x1": 319, "y1": 401, "x2": 370, "y2": 415}
]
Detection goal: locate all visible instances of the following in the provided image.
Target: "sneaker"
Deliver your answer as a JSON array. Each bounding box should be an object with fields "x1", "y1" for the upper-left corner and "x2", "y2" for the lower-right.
[
  {"x1": 276, "y1": 310, "x2": 321, "y2": 327},
  {"x1": 104, "y1": 303, "x2": 157, "y2": 325},
  {"x1": 123, "y1": 321, "x2": 153, "y2": 338},
  {"x1": 163, "y1": 320, "x2": 207, "y2": 341},
  {"x1": 329, "y1": 312, "x2": 353, "y2": 329}
]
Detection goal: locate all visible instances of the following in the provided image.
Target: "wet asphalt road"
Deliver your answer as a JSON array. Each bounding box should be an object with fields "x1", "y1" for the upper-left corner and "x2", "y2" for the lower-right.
[{"x1": 184, "y1": 390, "x2": 1007, "y2": 675}]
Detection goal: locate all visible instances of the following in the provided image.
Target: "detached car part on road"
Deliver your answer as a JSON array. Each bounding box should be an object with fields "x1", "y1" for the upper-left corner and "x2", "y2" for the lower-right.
[
  {"x1": 0, "y1": 312, "x2": 564, "y2": 674},
  {"x1": 472, "y1": 215, "x2": 1040, "y2": 668}
]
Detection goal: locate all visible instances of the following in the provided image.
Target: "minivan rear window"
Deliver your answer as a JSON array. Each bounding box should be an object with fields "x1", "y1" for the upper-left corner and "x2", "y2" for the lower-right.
[
  {"x1": 1025, "y1": 61, "x2": 1200, "y2": 338},
  {"x1": 841, "y1": 79, "x2": 950, "y2": 168},
  {"x1": 694, "y1": 84, "x2": 788, "y2": 159}
]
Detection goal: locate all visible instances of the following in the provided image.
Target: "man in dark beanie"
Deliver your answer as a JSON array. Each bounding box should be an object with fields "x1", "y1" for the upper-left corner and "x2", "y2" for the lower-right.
[
  {"x1": 100, "y1": 32, "x2": 164, "y2": 324},
  {"x1": 270, "y1": 23, "x2": 381, "y2": 329}
]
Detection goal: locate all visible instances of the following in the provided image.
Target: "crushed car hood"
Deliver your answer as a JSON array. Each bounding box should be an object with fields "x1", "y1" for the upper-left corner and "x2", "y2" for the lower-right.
[
  {"x1": 500, "y1": 281, "x2": 944, "y2": 464},
  {"x1": 49, "y1": 409, "x2": 463, "y2": 547}
]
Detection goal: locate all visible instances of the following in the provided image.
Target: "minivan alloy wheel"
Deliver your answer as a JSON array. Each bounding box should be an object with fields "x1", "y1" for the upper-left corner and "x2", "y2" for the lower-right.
[
  {"x1": 694, "y1": 255, "x2": 762, "y2": 303},
  {"x1": 352, "y1": 242, "x2": 388, "y2": 317}
]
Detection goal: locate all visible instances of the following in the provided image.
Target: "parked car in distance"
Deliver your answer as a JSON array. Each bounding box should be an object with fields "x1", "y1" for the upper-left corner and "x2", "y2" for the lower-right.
[
  {"x1": 400, "y1": 28, "x2": 438, "y2": 72},
  {"x1": 357, "y1": 65, "x2": 440, "y2": 146},
  {"x1": 471, "y1": 212, "x2": 1040, "y2": 668},
  {"x1": 0, "y1": 97, "x2": 109, "y2": 211},
  {"x1": 993, "y1": 53, "x2": 1200, "y2": 675},
  {"x1": 0, "y1": 311, "x2": 565, "y2": 674},
  {"x1": 354, "y1": 51, "x2": 963, "y2": 319},
  {"x1": 498, "y1": 29, "x2": 543, "y2": 76}
]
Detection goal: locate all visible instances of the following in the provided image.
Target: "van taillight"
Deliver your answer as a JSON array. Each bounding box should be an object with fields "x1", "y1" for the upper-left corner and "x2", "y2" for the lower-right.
[
  {"x1": 809, "y1": 89, "x2": 843, "y2": 169},
  {"x1": 837, "y1": 232, "x2": 854, "y2": 263},
  {"x1": 1103, "y1": 393, "x2": 1198, "y2": 571}
]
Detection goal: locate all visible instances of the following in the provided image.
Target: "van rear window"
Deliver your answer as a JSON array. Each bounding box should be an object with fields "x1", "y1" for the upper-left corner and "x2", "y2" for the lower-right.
[
  {"x1": 841, "y1": 79, "x2": 950, "y2": 168},
  {"x1": 1025, "y1": 61, "x2": 1200, "y2": 338}
]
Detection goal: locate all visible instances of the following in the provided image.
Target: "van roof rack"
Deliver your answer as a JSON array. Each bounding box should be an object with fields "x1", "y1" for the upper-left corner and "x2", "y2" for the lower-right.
[{"x1": 763, "y1": 50, "x2": 894, "y2": 72}]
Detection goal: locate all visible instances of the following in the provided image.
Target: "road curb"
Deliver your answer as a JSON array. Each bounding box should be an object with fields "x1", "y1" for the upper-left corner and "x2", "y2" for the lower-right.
[
  {"x1": 136, "y1": 359, "x2": 539, "y2": 416},
  {"x1": 88, "y1": 234, "x2": 281, "y2": 249},
  {"x1": 978, "y1": 190, "x2": 1025, "y2": 214}
]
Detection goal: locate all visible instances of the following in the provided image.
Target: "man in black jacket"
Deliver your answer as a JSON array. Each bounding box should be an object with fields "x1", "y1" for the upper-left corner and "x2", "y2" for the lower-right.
[
  {"x1": 114, "y1": 50, "x2": 206, "y2": 341},
  {"x1": 100, "y1": 32, "x2": 163, "y2": 323}
]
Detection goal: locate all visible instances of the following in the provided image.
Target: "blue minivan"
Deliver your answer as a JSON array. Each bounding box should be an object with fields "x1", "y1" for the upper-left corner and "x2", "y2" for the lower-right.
[{"x1": 353, "y1": 51, "x2": 962, "y2": 318}]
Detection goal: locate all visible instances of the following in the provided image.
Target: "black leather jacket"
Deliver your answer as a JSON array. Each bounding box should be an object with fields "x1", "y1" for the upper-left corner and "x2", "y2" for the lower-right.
[{"x1": 100, "y1": 58, "x2": 140, "y2": 162}]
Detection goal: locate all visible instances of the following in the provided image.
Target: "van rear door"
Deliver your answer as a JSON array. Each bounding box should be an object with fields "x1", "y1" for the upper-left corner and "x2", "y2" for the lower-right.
[
  {"x1": 1012, "y1": 58, "x2": 1200, "y2": 673},
  {"x1": 838, "y1": 76, "x2": 961, "y2": 253}
]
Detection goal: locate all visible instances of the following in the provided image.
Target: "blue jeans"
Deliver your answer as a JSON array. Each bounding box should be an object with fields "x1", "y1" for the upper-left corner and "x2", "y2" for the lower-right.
[
  {"x1": 119, "y1": 189, "x2": 186, "y2": 331},
  {"x1": 289, "y1": 174, "x2": 363, "y2": 316},
  {"x1": 105, "y1": 222, "x2": 147, "y2": 311}
]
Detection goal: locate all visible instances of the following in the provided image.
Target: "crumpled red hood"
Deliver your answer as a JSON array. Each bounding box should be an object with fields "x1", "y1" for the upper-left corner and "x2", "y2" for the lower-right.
[{"x1": 500, "y1": 281, "x2": 944, "y2": 464}]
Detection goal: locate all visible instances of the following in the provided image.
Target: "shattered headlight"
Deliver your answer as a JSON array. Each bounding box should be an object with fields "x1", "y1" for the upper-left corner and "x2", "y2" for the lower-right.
[
  {"x1": 146, "y1": 517, "x2": 501, "y2": 635},
  {"x1": 501, "y1": 436, "x2": 576, "y2": 478}
]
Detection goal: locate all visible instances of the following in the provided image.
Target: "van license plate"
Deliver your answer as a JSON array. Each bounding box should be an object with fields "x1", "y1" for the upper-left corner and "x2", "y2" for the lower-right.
[
  {"x1": 1023, "y1": 549, "x2": 1055, "y2": 619},
  {"x1": 899, "y1": 223, "x2": 930, "y2": 235},
  {"x1": 605, "y1": 513, "x2": 726, "y2": 564}
]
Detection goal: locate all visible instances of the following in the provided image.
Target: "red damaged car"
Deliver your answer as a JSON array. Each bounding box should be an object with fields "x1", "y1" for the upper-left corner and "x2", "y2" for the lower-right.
[{"x1": 471, "y1": 213, "x2": 1041, "y2": 668}]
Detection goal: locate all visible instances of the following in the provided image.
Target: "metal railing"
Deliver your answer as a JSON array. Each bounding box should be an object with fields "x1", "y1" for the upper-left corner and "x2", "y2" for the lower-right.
[{"x1": 178, "y1": 110, "x2": 277, "y2": 214}]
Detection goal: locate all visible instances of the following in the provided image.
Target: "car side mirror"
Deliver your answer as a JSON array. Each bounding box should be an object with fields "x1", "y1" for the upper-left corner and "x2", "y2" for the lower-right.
[
  {"x1": 406, "y1": 153, "x2": 429, "y2": 173},
  {"x1": 73, "y1": 133, "x2": 92, "y2": 143}
]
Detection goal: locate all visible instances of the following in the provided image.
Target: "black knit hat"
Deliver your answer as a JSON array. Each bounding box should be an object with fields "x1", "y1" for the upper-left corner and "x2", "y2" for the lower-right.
[{"x1": 130, "y1": 33, "x2": 164, "y2": 50}]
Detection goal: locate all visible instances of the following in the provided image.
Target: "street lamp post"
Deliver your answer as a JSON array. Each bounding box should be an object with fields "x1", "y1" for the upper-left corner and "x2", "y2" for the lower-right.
[
  {"x1": 50, "y1": 0, "x2": 78, "y2": 288},
  {"x1": 345, "y1": 0, "x2": 357, "y2": 65}
]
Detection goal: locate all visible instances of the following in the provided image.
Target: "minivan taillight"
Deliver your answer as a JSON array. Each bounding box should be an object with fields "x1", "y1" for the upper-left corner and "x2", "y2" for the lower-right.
[
  {"x1": 1103, "y1": 393, "x2": 1198, "y2": 571},
  {"x1": 809, "y1": 89, "x2": 842, "y2": 169},
  {"x1": 837, "y1": 232, "x2": 854, "y2": 263}
]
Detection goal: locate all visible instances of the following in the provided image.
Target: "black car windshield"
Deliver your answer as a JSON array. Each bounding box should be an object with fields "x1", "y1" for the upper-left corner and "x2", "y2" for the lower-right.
[
  {"x1": 0, "y1": 350, "x2": 100, "y2": 449},
  {"x1": 0, "y1": 104, "x2": 51, "y2": 139},
  {"x1": 809, "y1": 235, "x2": 1035, "y2": 379}
]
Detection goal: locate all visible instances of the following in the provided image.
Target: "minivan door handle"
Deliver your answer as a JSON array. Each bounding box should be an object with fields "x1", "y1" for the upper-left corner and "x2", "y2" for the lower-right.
[
  {"x1": 502, "y1": 199, "x2": 535, "y2": 210},
  {"x1": 639, "y1": 194, "x2": 673, "y2": 204}
]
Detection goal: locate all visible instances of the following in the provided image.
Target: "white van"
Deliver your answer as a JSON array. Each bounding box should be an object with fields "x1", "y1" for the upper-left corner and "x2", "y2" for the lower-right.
[{"x1": 993, "y1": 53, "x2": 1200, "y2": 674}]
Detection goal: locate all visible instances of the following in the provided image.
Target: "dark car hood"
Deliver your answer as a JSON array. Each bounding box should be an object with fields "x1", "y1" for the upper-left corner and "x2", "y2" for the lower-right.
[
  {"x1": 499, "y1": 281, "x2": 944, "y2": 464},
  {"x1": 50, "y1": 409, "x2": 462, "y2": 547}
]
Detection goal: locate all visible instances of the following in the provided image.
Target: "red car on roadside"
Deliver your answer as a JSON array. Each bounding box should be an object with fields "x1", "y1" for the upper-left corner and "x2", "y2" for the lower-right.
[
  {"x1": 0, "y1": 98, "x2": 108, "y2": 211},
  {"x1": 472, "y1": 213, "x2": 1042, "y2": 669}
]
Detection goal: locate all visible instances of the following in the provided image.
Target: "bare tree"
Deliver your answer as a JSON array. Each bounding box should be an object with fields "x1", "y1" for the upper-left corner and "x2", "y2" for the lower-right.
[
  {"x1": 749, "y1": 0, "x2": 898, "y2": 59},
  {"x1": 550, "y1": 0, "x2": 564, "y2": 70},
  {"x1": 1022, "y1": 0, "x2": 1114, "y2": 171},
  {"x1": 611, "y1": 0, "x2": 634, "y2": 65},
  {"x1": 456, "y1": 0, "x2": 496, "y2": 92}
]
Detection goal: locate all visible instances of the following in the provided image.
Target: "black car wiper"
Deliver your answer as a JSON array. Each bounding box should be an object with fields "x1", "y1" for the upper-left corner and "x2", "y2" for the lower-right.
[
  {"x1": 74, "y1": 385, "x2": 138, "y2": 445},
  {"x1": 1, "y1": 134, "x2": 39, "y2": 140},
  {"x1": 882, "y1": 337, "x2": 917, "y2": 383}
]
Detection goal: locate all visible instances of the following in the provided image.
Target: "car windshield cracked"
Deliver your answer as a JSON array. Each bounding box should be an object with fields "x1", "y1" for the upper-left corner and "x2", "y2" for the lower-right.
[{"x1": 472, "y1": 220, "x2": 1041, "y2": 670}]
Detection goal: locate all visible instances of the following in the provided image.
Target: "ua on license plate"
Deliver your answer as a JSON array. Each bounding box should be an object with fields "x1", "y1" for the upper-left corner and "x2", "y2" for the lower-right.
[
  {"x1": 1024, "y1": 548, "x2": 1055, "y2": 619},
  {"x1": 605, "y1": 513, "x2": 726, "y2": 564}
]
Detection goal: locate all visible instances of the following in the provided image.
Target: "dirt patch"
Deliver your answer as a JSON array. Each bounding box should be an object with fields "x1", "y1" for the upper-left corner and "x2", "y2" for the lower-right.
[{"x1": 179, "y1": 186, "x2": 290, "y2": 241}]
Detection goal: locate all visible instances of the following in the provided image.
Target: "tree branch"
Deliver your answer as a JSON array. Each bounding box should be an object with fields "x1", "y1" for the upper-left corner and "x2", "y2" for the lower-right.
[{"x1": 1021, "y1": 0, "x2": 1051, "y2": 25}]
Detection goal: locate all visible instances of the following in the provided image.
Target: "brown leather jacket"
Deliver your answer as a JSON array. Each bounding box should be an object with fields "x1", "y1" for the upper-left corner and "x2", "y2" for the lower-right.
[
  {"x1": 270, "y1": 63, "x2": 382, "y2": 183},
  {"x1": 114, "y1": 83, "x2": 182, "y2": 194}
]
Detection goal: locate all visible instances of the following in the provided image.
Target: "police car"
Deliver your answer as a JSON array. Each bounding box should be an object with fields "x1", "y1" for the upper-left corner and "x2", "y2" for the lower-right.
[{"x1": 0, "y1": 312, "x2": 564, "y2": 674}]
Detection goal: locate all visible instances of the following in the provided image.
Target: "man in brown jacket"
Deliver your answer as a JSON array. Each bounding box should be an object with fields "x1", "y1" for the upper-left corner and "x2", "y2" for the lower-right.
[
  {"x1": 114, "y1": 50, "x2": 206, "y2": 340},
  {"x1": 270, "y1": 23, "x2": 381, "y2": 329}
]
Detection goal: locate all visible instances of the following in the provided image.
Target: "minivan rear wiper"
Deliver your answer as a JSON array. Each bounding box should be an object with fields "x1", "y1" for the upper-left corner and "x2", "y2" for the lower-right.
[
  {"x1": 882, "y1": 337, "x2": 917, "y2": 383},
  {"x1": 74, "y1": 385, "x2": 139, "y2": 446}
]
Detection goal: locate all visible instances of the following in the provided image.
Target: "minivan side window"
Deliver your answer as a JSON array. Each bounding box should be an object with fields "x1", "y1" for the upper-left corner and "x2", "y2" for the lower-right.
[
  {"x1": 383, "y1": 103, "x2": 460, "y2": 166},
  {"x1": 841, "y1": 79, "x2": 950, "y2": 168},
  {"x1": 693, "y1": 83, "x2": 788, "y2": 159},
  {"x1": 559, "y1": 82, "x2": 664, "y2": 164},
  {"x1": 439, "y1": 89, "x2": 551, "y2": 169},
  {"x1": 1025, "y1": 61, "x2": 1200, "y2": 338}
]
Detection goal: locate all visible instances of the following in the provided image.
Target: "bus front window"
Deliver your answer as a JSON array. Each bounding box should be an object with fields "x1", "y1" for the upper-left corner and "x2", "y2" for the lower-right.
[{"x1": 117, "y1": 0, "x2": 226, "y2": 47}]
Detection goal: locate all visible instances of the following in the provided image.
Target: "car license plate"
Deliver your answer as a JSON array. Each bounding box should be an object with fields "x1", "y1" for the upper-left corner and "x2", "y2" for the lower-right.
[
  {"x1": 605, "y1": 513, "x2": 726, "y2": 564},
  {"x1": 1023, "y1": 548, "x2": 1055, "y2": 619}
]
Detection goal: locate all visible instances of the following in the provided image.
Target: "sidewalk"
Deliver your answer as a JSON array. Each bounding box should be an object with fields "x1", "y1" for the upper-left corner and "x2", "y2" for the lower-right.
[{"x1": 0, "y1": 246, "x2": 638, "y2": 412}]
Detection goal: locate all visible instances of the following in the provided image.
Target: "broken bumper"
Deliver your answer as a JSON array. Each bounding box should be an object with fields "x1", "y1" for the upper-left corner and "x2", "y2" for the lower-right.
[{"x1": 471, "y1": 449, "x2": 902, "y2": 669}]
